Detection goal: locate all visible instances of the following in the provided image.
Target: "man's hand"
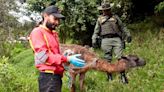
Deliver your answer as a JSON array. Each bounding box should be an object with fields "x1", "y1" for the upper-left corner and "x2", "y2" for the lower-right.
[
  {"x1": 67, "y1": 54, "x2": 86, "y2": 67},
  {"x1": 92, "y1": 39, "x2": 98, "y2": 48},
  {"x1": 63, "y1": 49, "x2": 74, "y2": 56},
  {"x1": 92, "y1": 42, "x2": 98, "y2": 48},
  {"x1": 127, "y1": 36, "x2": 132, "y2": 43}
]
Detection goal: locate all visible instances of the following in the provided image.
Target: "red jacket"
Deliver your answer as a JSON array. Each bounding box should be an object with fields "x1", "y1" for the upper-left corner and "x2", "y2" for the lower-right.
[{"x1": 29, "y1": 25, "x2": 67, "y2": 76}]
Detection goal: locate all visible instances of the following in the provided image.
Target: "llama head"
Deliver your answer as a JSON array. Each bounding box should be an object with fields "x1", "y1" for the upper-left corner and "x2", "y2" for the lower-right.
[{"x1": 121, "y1": 55, "x2": 146, "y2": 68}]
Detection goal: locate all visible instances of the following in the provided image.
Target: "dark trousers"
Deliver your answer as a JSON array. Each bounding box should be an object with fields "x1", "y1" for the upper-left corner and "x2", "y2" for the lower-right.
[{"x1": 38, "y1": 72, "x2": 62, "y2": 92}]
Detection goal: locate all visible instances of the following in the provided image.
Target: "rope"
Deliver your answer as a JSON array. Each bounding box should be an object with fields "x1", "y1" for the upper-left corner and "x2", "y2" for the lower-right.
[
  {"x1": 63, "y1": 58, "x2": 99, "y2": 88},
  {"x1": 63, "y1": 64, "x2": 72, "y2": 88}
]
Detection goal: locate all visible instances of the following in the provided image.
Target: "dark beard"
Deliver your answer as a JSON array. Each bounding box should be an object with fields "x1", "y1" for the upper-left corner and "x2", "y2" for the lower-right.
[{"x1": 46, "y1": 21, "x2": 56, "y2": 31}]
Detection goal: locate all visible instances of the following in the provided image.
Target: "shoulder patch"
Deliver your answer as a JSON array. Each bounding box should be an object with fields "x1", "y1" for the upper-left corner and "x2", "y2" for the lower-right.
[{"x1": 98, "y1": 15, "x2": 107, "y2": 24}]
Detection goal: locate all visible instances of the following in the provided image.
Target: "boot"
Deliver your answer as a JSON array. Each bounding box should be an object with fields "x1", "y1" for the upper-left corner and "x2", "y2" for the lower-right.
[
  {"x1": 107, "y1": 73, "x2": 113, "y2": 81},
  {"x1": 120, "y1": 71, "x2": 128, "y2": 84}
]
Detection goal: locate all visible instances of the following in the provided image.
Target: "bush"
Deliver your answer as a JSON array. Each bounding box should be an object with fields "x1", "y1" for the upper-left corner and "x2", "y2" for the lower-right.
[
  {"x1": 0, "y1": 50, "x2": 38, "y2": 92},
  {"x1": 0, "y1": 56, "x2": 18, "y2": 92},
  {"x1": 0, "y1": 41, "x2": 27, "y2": 57},
  {"x1": 155, "y1": 1, "x2": 164, "y2": 15}
]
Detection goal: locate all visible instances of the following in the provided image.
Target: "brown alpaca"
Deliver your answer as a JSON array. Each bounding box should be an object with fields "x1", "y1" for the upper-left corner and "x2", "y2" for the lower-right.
[{"x1": 60, "y1": 44, "x2": 146, "y2": 92}]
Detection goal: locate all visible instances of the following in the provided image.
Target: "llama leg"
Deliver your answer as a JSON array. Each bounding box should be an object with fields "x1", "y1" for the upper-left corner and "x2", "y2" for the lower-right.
[
  {"x1": 120, "y1": 71, "x2": 128, "y2": 84},
  {"x1": 70, "y1": 73, "x2": 77, "y2": 92},
  {"x1": 106, "y1": 60, "x2": 113, "y2": 81},
  {"x1": 79, "y1": 73, "x2": 85, "y2": 92},
  {"x1": 107, "y1": 72, "x2": 113, "y2": 81}
]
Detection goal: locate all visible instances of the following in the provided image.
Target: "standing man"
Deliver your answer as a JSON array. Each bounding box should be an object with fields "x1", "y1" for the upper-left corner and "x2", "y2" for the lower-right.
[
  {"x1": 29, "y1": 5, "x2": 86, "y2": 92},
  {"x1": 92, "y1": 3, "x2": 132, "y2": 84}
]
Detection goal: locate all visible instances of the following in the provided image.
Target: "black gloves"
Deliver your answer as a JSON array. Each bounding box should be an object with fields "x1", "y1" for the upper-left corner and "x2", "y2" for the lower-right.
[
  {"x1": 92, "y1": 39, "x2": 99, "y2": 48},
  {"x1": 92, "y1": 37, "x2": 102, "y2": 48},
  {"x1": 127, "y1": 36, "x2": 132, "y2": 43},
  {"x1": 92, "y1": 42, "x2": 98, "y2": 48}
]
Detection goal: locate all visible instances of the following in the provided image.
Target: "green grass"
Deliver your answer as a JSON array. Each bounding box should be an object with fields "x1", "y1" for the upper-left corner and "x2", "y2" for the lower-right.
[
  {"x1": 0, "y1": 49, "x2": 38, "y2": 92},
  {"x1": 0, "y1": 27, "x2": 164, "y2": 91}
]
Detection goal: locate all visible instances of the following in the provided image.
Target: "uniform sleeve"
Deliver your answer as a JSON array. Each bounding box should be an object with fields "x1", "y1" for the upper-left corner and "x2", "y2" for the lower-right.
[
  {"x1": 92, "y1": 19, "x2": 101, "y2": 43},
  {"x1": 115, "y1": 15, "x2": 131, "y2": 40},
  {"x1": 29, "y1": 29, "x2": 67, "y2": 66}
]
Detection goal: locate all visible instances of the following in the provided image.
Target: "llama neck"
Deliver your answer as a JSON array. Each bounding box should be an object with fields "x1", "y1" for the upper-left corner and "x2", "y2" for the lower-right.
[{"x1": 90, "y1": 59, "x2": 128, "y2": 73}]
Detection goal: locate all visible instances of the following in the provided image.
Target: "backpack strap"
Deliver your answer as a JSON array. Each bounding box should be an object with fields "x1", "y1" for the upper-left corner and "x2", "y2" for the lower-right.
[
  {"x1": 98, "y1": 15, "x2": 110, "y2": 25},
  {"x1": 43, "y1": 33, "x2": 51, "y2": 53}
]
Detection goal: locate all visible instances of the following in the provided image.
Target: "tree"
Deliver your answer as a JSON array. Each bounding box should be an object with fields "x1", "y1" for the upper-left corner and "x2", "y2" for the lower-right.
[
  {"x1": 27, "y1": 0, "x2": 99, "y2": 45},
  {"x1": 26, "y1": 0, "x2": 164, "y2": 45},
  {"x1": 0, "y1": 0, "x2": 33, "y2": 57}
]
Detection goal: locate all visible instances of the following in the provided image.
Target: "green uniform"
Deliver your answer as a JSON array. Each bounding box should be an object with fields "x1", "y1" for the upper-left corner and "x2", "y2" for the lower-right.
[{"x1": 92, "y1": 14, "x2": 131, "y2": 61}]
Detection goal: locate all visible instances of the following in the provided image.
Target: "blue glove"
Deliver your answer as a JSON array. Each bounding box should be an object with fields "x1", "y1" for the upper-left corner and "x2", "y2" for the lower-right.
[{"x1": 67, "y1": 54, "x2": 86, "y2": 67}]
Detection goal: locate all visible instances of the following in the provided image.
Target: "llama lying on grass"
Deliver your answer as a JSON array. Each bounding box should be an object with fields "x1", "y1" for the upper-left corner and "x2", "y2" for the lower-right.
[{"x1": 60, "y1": 44, "x2": 146, "y2": 92}]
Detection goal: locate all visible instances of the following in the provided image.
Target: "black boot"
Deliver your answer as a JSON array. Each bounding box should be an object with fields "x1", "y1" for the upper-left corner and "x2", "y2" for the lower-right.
[
  {"x1": 107, "y1": 73, "x2": 113, "y2": 81},
  {"x1": 120, "y1": 71, "x2": 128, "y2": 84}
]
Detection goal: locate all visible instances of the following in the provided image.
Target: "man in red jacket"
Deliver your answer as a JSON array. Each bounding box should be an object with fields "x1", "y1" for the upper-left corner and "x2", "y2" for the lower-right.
[{"x1": 29, "y1": 5, "x2": 85, "y2": 92}]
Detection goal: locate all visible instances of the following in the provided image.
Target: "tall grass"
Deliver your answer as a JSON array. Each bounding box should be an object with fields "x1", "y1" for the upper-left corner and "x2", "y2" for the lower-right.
[{"x1": 0, "y1": 50, "x2": 38, "y2": 92}]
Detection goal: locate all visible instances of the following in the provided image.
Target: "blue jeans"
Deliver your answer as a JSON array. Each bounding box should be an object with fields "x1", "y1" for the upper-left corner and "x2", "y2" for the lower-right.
[{"x1": 38, "y1": 72, "x2": 62, "y2": 92}]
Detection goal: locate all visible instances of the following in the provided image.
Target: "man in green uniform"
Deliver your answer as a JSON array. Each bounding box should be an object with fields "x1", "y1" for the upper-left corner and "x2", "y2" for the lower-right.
[{"x1": 92, "y1": 3, "x2": 132, "y2": 84}]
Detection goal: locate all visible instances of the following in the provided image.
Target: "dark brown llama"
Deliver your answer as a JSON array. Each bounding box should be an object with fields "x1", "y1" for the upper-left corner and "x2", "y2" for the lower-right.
[{"x1": 60, "y1": 44, "x2": 146, "y2": 92}]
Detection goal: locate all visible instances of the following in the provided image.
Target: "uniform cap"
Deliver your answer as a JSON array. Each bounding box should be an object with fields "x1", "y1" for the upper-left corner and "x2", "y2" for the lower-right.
[{"x1": 97, "y1": 3, "x2": 111, "y2": 10}]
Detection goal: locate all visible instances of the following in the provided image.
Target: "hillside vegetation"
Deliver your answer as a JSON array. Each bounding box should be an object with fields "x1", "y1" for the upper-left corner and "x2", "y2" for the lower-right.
[
  {"x1": 0, "y1": 0, "x2": 163, "y2": 92},
  {"x1": 0, "y1": 20, "x2": 163, "y2": 92}
]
